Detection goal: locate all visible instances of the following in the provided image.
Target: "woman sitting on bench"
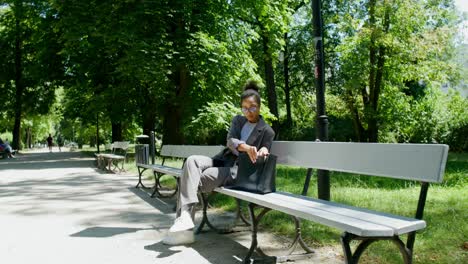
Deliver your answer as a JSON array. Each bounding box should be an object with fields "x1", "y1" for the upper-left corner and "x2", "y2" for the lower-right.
[{"x1": 163, "y1": 81, "x2": 275, "y2": 245}]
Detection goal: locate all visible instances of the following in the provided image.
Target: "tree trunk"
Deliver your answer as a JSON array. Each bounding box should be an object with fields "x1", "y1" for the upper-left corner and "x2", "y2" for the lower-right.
[
  {"x1": 111, "y1": 122, "x2": 122, "y2": 142},
  {"x1": 143, "y1": 112, "x2": 156, "y2": 137},
  {"x1": 163, "y1": 63, "x2": 189, "y2": 145},
  {"x1": 345, "y1": 91, "x2": 366, "y2": 142},
  {"x1": 25, "y1": 126, "x2": 31, "y2": 149},
  {"x1": 367, "y1": 1, "x2": 377, "y2": 142},
  {"x1": 12, "y1": 0, "x2": 23, "y2": 150},
  {"x1": 283, "y1": 33, "x2": 292, "y2": 128},
  {"x1": 368, "y1": 45, "x2": 386, "y2": 143},
  {"x1": 367, "y1": 0, "x2": 390, "y2": 142},
  {"x1": 261, "y1": 33, "x2": 279, "y2": 135},
  {"x1": 163, "y1": 4, "x2": 190, "y2": 145},
  {"x1": 162, "y1": 104, "x2": 184, "y2": 145},
  {"x1": 141, "y1": 84, "x2": 156, "y2": 136}
]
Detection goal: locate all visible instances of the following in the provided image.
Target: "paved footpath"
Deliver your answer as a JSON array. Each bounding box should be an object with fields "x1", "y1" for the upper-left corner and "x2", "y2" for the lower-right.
[{"x1": 0, "y1": 149, "x2": 341, "y2": 264}]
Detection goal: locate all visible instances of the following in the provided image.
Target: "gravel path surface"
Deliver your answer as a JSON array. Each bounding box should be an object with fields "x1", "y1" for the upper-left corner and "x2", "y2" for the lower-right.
[{"x1": 0, "y1": 148, "x2": 342, "y2": 264}]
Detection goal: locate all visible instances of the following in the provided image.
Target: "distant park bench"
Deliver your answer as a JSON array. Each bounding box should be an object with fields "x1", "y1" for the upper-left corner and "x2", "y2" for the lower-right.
[
  {"x1": 95, "y1": 141, "x2": 129, "y2": 172},
  {"x1": 0, "y1": 149, "x2": 16, "y2": 159},
  {"x1": 0, "y1": 144, "x2": 17, "y2": 159},
  {"x1": 135, "y1": 142, "x2": 448, "y2": 263}
]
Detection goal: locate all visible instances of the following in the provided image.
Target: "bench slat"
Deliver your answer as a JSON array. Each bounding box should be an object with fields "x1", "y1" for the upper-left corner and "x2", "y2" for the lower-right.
[
  {"x1": 215, "y1": 187, "x2": 395, "y2": 237},
  {"x1": 270, "y1": 141, "x2": 448, "y2": 183},
  {"x1": 112, "y1": 141, "x2": 130, "y2": 150},
  {"x1": 137, "y1": 163, "x2": 182, "y2": 177},
  {"x1": 161, "y1": 145, "x2": 224, "y2": 159},
  {"x1": 272, "y1": 192, "x2": 426, "y2": 235},
  {"x1": 105, "y1": 155, "x2": 125, "y2": 160},
  {"x1": 96, "y1": 154, "x2": 112, "y2": 158},
  {"x1": 98, "y1": 154, "x2": 122, "y2": 159}
]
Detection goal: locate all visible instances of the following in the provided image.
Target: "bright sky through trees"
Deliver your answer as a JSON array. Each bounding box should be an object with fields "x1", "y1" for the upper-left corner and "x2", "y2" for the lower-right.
[{"x1": 455, "y1": 0, "x2": 468, "y2": 43}]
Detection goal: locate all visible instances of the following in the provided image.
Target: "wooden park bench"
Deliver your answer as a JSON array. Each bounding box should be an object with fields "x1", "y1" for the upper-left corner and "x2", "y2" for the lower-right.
[
  {"x1": 196, "y1": 141, "x2": 448, "y2": 263},
  {"x1": 133, "y1": 141, "x2": 448, "y2": 263},
  {"x1": 94, "y1": 141, "x2": 130, "y2": 172},
  {"x1": 135, "y1": 145, "x2": 224, "y2": 198}
]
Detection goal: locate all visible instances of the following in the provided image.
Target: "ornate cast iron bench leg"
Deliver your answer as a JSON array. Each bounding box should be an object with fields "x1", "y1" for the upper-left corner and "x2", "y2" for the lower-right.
[
  {"x1": 196, "y1": 193, "x2": 251, "y2": 234},
  {"x1": 341, "y1": 232, "x2": 412, "y2": 264},
  {"x1": 150, "y1": 172, "x2": 178, "y2": 198},
  {"x1": 196, "y1": 192, "x2": 235, "y2": 234},
  {"x1": 243, "y1": 203, "x2": 271, "y2": 264},
  {"x1": 242, "y1": 204, "x2": 315, "y2": 263},
  {"x1": 135, "y1": 167, "x2": 149, "y2": 188}
]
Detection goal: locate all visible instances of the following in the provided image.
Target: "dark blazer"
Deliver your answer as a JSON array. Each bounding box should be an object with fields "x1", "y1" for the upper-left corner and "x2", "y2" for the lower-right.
[{"x1": 213, "y1": 115, "x2": 275, "y2": 167}]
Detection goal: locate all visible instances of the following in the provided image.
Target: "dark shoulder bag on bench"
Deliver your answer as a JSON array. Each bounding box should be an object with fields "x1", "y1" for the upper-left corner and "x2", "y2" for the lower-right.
[{"x1": 229, "y1": 152, "x2": 277, "y2": 194}]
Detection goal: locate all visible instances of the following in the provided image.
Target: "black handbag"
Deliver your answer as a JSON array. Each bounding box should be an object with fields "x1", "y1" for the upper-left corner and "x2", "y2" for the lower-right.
[
  {"x1": 230, "y1": 152, "x2": 277, "y2": 194},
  {"x1": 212, "y1": 147, "x2": 237, "y2": 167}
]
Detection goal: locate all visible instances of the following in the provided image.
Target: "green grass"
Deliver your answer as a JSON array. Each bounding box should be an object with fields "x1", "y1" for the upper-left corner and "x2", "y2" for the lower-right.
[{"x1": 82, "y1": 146, "x2": 467, "y2": 263}]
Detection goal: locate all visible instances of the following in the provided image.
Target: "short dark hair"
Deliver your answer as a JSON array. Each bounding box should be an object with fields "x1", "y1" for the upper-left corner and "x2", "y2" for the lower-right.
[{"x1": 241, "y1": 80, "x2": 261, "y2": 106}]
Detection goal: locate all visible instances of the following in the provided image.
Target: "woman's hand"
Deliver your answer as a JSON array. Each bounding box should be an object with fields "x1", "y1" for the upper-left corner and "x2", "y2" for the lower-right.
[
  {"x1": 257, "y1": 147, "x2": 269, "y2": 158},
  {"x1": 238, "y1": 143, "x2": 258, "y2": 163},
  {"x1": 247, "y1": 146, "x2": 258, "y2": 163}
]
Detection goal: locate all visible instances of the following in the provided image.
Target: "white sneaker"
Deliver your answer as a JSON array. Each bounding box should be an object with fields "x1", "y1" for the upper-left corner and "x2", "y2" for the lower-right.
[
  {"x1": 162, "y1": 230, "x2": 195, "y2": 245},
  {"x1": 169, "y1": 210, "x2": 195, "y2": 232}
]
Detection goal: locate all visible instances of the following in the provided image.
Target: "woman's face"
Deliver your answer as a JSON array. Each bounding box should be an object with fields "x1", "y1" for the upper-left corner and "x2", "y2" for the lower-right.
[{"x1": 241, "y1": 96, "x2": 260, "y2": 123}]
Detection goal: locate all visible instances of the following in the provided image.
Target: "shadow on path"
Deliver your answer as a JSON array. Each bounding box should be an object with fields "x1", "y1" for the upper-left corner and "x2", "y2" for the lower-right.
[
  {"x1": 128, "y1": 187, "x2": 176, "y2": 215},
  {"x1": 70, "y1": 226, "x2": 154, "y2": 238},
  {"x1": 144, "y1": 233, "x2": 249, "y2": 264},
  {"x1": 0, "y1": 151, "x2": 95, "y2": 170}
]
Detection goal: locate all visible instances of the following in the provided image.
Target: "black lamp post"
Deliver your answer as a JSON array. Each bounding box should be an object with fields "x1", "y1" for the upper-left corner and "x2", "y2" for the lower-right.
[
  {"x1": 96, "y1": 113, "x2": 100, "y2": 153},
  {"x1": 312, "y1": 0, "x2": 330, "y2": 201}
]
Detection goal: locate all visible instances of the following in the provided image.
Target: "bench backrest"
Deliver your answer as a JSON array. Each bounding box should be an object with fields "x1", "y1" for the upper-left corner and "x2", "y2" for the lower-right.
[
  {"x1": 270, "y1": 141, "x2": 448, "y2": 183},
  {"x1": 112, "y1": 141, "x2": 130, "y2": 150},
  {"x1": 160, "y1": 145, "x2": 225, "y2": 159},
  {"x1": 111, "y1": 141, "x2": 130, "y2": 157}
]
